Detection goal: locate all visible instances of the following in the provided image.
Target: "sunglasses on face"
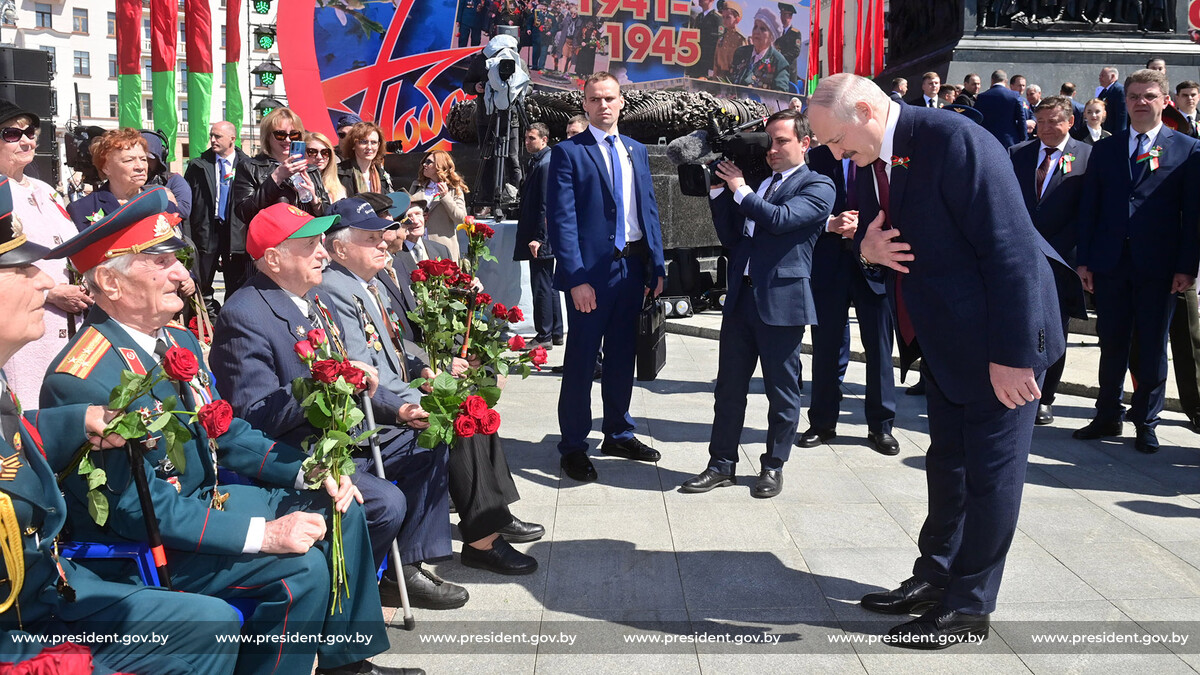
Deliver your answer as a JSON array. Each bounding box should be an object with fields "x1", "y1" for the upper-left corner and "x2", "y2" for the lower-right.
[
  {"x1": 337, "y1": 131, "x2": 348, "y2": 139},
  {"x1": 1, "y1": 126, "x2": 37, "y2": 143},
  {"x1": 421, "y1": 158, "x2": 435, "y2": 166},
  {"x1": 306, "y1": 148, "x2": 332, "y2": 159},
  {"x1": 271, "y1": 130, "x2": 303, "y2": 141}
]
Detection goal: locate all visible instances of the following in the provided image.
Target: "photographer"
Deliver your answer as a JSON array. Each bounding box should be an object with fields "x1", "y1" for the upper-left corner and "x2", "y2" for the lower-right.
[
  {"x1": 679, "y1": 109, "x2": 833, "y2": 499},
  {"x1": 229, "y1": 107, "x2": 330, "y2": 295},
  {"x1": 463, "y1": 29, "x2": 526, "y2": 214}
]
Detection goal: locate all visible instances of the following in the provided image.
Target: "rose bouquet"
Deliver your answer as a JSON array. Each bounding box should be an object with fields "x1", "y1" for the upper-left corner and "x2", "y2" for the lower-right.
[
  {"x1": 455, "y1": 215, "x2": 497, "y2": 277},
  {"x1": 75, "y1": 345, "x2": 233, "y2": 526},
  {"x1": 290, "y1": 328, "x2": 375, "y2": 613}
]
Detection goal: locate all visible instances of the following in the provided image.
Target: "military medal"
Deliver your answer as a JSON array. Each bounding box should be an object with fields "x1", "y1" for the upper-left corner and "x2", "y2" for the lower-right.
[
  {"x1": 52, "y1": 541, "x2": 75, "y2": 602},
  {"x1": 210, "y1": 489, "x2": 229, "y2": 510}
]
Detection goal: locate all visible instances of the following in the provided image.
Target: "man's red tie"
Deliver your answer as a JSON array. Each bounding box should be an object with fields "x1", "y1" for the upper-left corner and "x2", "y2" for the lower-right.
[{"x1": 871, "y1": 158, "x2": 916, "y2": 346}]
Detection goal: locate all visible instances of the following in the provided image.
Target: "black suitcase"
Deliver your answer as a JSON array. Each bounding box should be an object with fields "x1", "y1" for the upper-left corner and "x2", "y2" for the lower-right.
[{"x1": 636, "y1": 297, "x2": 666, "y2": 381}]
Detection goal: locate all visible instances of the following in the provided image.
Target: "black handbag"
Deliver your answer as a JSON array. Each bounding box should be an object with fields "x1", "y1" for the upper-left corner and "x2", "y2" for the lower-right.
[{"x1": 636, "y1": 296, "x2": 666, "y2": 381}]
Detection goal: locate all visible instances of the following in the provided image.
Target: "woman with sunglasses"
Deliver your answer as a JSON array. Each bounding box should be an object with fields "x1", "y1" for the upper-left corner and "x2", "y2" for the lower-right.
[
  {"x1": 336, "y1": 121, "x2": 393, "y2": 199},
  {"x1": 228, "y1": 107, "x2": 330, "y2": 295},
  {"x1": 409, "y1": 150, "x2": 469, "y2": 261},
  {"x1": 305, "y1": 131, "x2": 346, "y2": 203},
  {"x1": 66, "y1": 128, "x2": 184, "y2": 232},
  {"x1": 0, "y1": 100, "x2": 89, "y2": 405}
]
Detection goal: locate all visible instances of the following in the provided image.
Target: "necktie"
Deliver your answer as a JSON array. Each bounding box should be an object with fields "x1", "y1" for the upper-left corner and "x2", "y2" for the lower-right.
[
  {"x1": 1130, "y1": 132, "x2": 1148, "y2": 183},
  {"x1": 414, "y1": 240, "x2": 428, "y2": 262},
  {"x1": 846, "y1": 162, "x2": 858, "y2": 211},
  {"x1": 745, "y1": 173, "x2": 782, "y2": 237},
  {"x1": 871, "y1": 158, "x2": 916, "y2": 347},
  {"x1": 217, "y1": 157, "x2": 231, "y2": 220},
  {"x1": 605, "y1": 135, "x2": 626, "y2": 250},
  {"x1": 927, "y1": 98, "x2": 934, "y2": 108},
  {"x1": 367, "y1": 281, "x2": 409, "y2": 381},
  {"x1": 1035, "y1": 146, "x2": 1056, "y2": 201}
]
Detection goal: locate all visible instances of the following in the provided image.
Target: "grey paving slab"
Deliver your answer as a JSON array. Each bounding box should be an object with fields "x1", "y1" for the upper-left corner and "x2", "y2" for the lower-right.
[
  {"x1": 776, "y1": 503, "x2": 915, "y2": 550},
  {"x1": 853, "y1": 651, "x2": 1032, "y2": 674},
  {"x1": 553, "y1": 503, "x2": 673, "y2": 549},
  {"x1": 1047, "y1": 540, "x2": 1200, "y2": 600},
  {"x1": 993, "y1": 534, "x2": 1105, "y2": 604},
  {"x1": 697, "y1": 653, "x2": 869, "y2": 675},
  {"x1": 540, "y1": 543, "x2": 688, "y2": 612},
  {"x1": 666, "y1": 501, "x2": 795, "y2": 552},
  {"x1": 676, "y1": 548, "x2": 826, "y2": 610}
]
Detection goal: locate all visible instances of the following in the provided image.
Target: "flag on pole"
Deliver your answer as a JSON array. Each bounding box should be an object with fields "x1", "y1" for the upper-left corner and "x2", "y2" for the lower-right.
[
  {"x1": 871, "y1": 0, "x2": 885, "y2": 76},
  {"x1": 116, "y1": 0, "x2": 142, "y2": 129},
  {"x1": 827, "y1": 0, "x2": 844, "y2": 75},
  {"x1": 807, "y1": 0, "x2": 821, "y2": 95},
  {"x1": 150, "y1": 0, "x2": 178, "y2": 162},
  {"x1": 226, "y1": 0, "x2": 243, "y2": 143},
  {"x1": 185, "y1": 0, "x2": 213, "y2": 161}
]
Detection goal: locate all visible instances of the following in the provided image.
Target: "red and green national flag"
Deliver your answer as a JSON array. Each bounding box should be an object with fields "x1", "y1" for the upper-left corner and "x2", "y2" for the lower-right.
[
  {"x1": 226, "y1": 0, "x2": 243, "y2": 143},
  {"x1": 150, "y1": 0, "x2": 178, "y2": 162},
  {"x1": 185, "y1": 0, "x2": 213, "y2": 160},
  {"x1": 116, "y1": 0, "x2": 142, "y2": 129}
]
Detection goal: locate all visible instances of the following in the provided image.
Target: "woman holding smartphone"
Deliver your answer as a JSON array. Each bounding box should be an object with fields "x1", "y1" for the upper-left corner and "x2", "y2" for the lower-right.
[{"x1": 228, "y1": 107, "x2": 330, "y2": 295}]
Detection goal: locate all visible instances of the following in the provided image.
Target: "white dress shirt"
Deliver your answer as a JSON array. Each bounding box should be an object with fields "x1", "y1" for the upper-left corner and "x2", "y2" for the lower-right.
[
  {"x1": 1127, "y1": 122, "x2": 1163, "y2": 158},
  {"x1": 872, "y1": 100, "x2": 903, "y2": 203},
  {"x1": 1036, "y1": 137, "x2": 1070, "y2": 198},
  {"x1": 588, "y1": 124, "x2": 642, "y2": 244}
]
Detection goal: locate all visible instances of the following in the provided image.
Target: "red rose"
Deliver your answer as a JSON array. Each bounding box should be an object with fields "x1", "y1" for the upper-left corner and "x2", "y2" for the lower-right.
[
  {"x1": 492, "y1": 302, "x2": 507, "y2": 318},
  {"x1": 476, "y1": 223, "x2": 496, "y2": 239},
  {"x1": 507, "y1": 307, "x2": 524, "y2": 323},
  {"x1": 162, "y1": 345, "x2": 200, "y2": 382},
  {"x1": 311, "y1": 359, "x2": 341, "y2": 384},
  {"x1": 453, "y1": 414, "x2": 478, "y2": 438},
  {"x1": 294, "y1": 340, "x2": 316, "y2": 362},
  {"x1": 307, "y1": 328, "x2": 327, "y2": 347},
  {"x1": 475, "y1": 292, "x2": 492, "y2": 307},
  {"x1": 196, "y1": 400, "x2": 234, "y2": 438},
  {"x1": 460, "y1": 394, "x2": 489, "y2": 420},
  {"x1": 417, "y1": 259, "x2": 439, "y2": 274},
  {"x1": 338, "y1": 361, "x2": 367, "y2": 389},
  {"x1": 410, "y1": 269, "x2": 428, "y2": 283},
  {"x1": 188, "y1": 316, "x2": 200, "y2": 338},
  {"x1": 508, "y1": 335, "x2": 526, "y2": 350},
  {"x1": 437, "y1": 259, "x2": 460, "y2": 277},
  {"x1": 479, "y1": 408, "x2": 501, "y2": 434},
  {"x1": 529, "y1": 345, "x2": 549, "y2": 369}
]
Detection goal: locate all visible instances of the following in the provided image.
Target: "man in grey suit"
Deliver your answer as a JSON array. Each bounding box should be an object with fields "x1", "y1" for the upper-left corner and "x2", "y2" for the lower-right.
[{"x1": 392, "y1": 194, "x2": 453, "y2": 277}]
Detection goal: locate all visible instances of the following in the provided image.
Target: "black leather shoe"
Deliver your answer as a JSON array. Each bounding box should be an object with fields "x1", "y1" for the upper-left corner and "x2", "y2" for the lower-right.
[
  {"x1": 496, "y1": 517, "x2": 545, "y2": 543},
  {"x1": 561, "y1": 451, "x2": 598, "y2": 482},
  {"x1": 1073, "y1": 419, "x2": 1123, "y2": 440},
  {"x1": 795, "y1": 427, "x2": 835, "y2": 448},
  {"x1": 867, "y1": 431, "x2": 900, "y2": 456},
  {"x1": 884, "y1": 604, "x2": 990, "y2": 650},
  {"x1": 1035, "y1": 404, "x2": 1054, "y2": 426},
  {"x1": 752, "y1": 468, "x2": 783, "y2": 498},
  {"x1": 401, "y1": 564, "x2": 469, "y2": 610},
  {"x1": 1134, "y1": 425, "x2": 1160, "y2": 454},
  {"x1": 600, "y1": 436, "x2": 661, "y2": 462},
  {"x1": 552, "y1": 335, "x2": 564, "y2": 346},
  {"x1": 317, "y1": 660, "x2": 425, "y2": 675},
  {"x1": 1186, "y1": 412, "x2": 1200, "y2": 434},
  {"x1": 680, "y1": 468, "x2": 736, "y2": 493},
  {"x1": 861, "y1": 576, "x2": 945, "y2": 615},
  {"x1": 460, "y1": 536, "x2": 538, "y2": 575},
  {"x1": 905, "y1": 380, "x2": 926, "y2": 396}
]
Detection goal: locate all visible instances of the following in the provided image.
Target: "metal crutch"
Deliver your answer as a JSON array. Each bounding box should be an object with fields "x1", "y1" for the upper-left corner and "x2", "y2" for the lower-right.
[{"x1": 361, "y1": 393, "x2": 416, "y2": 630}]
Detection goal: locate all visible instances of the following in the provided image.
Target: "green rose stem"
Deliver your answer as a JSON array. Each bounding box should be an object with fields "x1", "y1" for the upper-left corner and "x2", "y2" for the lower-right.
[{"x1": 459, "y1": 291, "x2": 479, "y2": 360}]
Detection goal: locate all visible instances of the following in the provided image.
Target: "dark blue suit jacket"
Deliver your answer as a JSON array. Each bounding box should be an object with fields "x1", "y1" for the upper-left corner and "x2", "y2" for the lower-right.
[
  {"x1": 1098, "y1": 82, "x2": 1128, "y2": 134},
  {"x1": 976, "y1": 84, "x2": 1027, "y2": 148},
  {"x1": 1008, "y1": 137, "x2": 1092, "y2": 267},
  {"x1": 710, "y1": 164, "x2": 834, "y2": 326},
  {"x1": 1076, "y1": 127, "x2": 1200, "y2": 278},
  {"x1": 854, "y1": 105, "x2": 1070, "y2": 404},
  {"x1": 807, "y1": 145, "x2": 885, "y2": 296},
  {"x1": 1069, "y1": 99, "x2": 1087, "y2": 139},
  {"x1": 548, "y1": 129, "x2": 666, "y2": 291},
  {"x1": 514, "y1": 145, "x2": 552, "y2": 261}
]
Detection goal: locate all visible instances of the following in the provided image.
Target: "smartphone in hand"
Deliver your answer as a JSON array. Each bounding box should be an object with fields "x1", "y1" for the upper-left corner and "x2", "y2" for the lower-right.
[{"x1": 289, "y1": 140, "x2": 307, "y2": 163}]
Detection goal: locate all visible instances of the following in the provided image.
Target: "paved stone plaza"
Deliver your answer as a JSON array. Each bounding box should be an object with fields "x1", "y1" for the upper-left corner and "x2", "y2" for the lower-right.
[{"x1": 376, "y1": 319, "x2": 1200, "y2": 674}]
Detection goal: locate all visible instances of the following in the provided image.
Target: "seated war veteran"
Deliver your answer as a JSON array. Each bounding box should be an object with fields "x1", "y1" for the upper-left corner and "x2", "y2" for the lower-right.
[
  {"x1": 210, "y1": 202, "x2": 454, "y2": 610},
  {"x1": 38, "y1": 188, "x2": 421, "y2": 675},
  {"x1": 0, "y1": 176, "x2": 242, "y2": 675},
  {"x1": 317, "y1": 197, "x2": 541, "y2": 577}
]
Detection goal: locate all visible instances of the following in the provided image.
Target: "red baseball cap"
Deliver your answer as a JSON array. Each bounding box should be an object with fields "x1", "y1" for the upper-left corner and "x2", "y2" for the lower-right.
[{"x1": 246, "y1": 203, "x2": 339, "y2": 260}]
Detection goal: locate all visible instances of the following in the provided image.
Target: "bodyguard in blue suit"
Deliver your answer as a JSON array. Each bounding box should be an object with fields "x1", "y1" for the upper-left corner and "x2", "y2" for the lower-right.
[
  {"x1": 680, "y1": 109, "x2": 834, "y2": 499},
  {"x1": 1074, "y1": 69, "x2": 1200, "y2": 454},
  {"x1": 975, "y1": 70, "x2": 1028, "y2": 149},
  {"x1": 548, "y1": 72, "x2": 666, "y2": 482},
  {"x1": 809, "y1": 74, "x2": 1077, "y2": 648},
  {"x1": 800, "y1": 143, "x2": 898, "y2": 456},
  {"x1": 1097, "y1": 67, "x2": 1128, "y2": 134}
]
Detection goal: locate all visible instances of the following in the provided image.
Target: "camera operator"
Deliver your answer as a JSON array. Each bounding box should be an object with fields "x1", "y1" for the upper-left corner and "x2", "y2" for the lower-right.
[
  {"x1": 679, "y1": 109, "x2": 834, "y2": 499},
  {"x1": 463, "y1": 27, "x2": 526, "y2": 215}
]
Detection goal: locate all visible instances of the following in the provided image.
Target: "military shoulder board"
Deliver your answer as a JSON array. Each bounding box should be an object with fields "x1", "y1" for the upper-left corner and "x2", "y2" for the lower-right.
[{"x1": 54, "y1": 327, "x2": 111, "y2": 379}]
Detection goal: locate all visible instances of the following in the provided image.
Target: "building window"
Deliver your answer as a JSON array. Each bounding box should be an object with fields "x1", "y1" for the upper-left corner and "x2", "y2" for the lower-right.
[
  {"x1": 220, "y1": 25, "x2": 226, "y2": 48},
  {"x1": 143, "y1": 18, "x2": 151, "y2": 40},
  {"x1": 107, "y1": 12, "x2": 116, "y2": 37},
  {"x1": 73, "y1": 8, "x2": 88, "y2": 33},
  {"x1": 109, "y1": 94, "x2": 118, "y2": 117},
  {"x1": 73, "y1": 51, "x2": 90, "y2": 77},
  {"x1": 220, "y1": 68, "x2": 226, "y2": 86},
  {"x1": 179, "y1": 21, "x2": 186, "y2": 45},
  {"x1": 179, "y1": 60, "x2": 188, "y2": 92},
  {"x1": 145, "y1": 99, "x2": 153, "y2": 122},
  {"x1": 181, "y1": 99, "x2": 188, "y2": 123},
  {"x1": 79, "y1": 92, "x2": 91, "y2": 117},
  {"x1": 35, "y1": 3, "x2": 52, "y2": 29}
]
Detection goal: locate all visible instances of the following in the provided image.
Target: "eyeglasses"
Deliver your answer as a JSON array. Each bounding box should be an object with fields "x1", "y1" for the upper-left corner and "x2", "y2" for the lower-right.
[
  {"x1": 356, "y1": 138, "x2": 380, "y2": 146},
  {"x1": 1126, "y1": 93, "x2": 1162, "y2": 103},
  {"x1": 306, "y1": 148, "x2": 332, "y2": 159},
  {"x1": 337, "y1": 131, "x2": 348, "y2": 139},
  {"x1": 421, "y1": 158, "x2": 435, "y2": 166},
  {"x1": 1, "y1": 126, "x2": 37, "y2": 143},
  {"x1": 271, "y1": 130, "x2": 303, "y2": 141}
]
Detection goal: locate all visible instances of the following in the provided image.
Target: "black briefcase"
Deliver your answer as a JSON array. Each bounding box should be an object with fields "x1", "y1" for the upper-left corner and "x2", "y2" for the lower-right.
[{"x1": 636, "y1": 296, "x2": 666, "y2": 381}]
